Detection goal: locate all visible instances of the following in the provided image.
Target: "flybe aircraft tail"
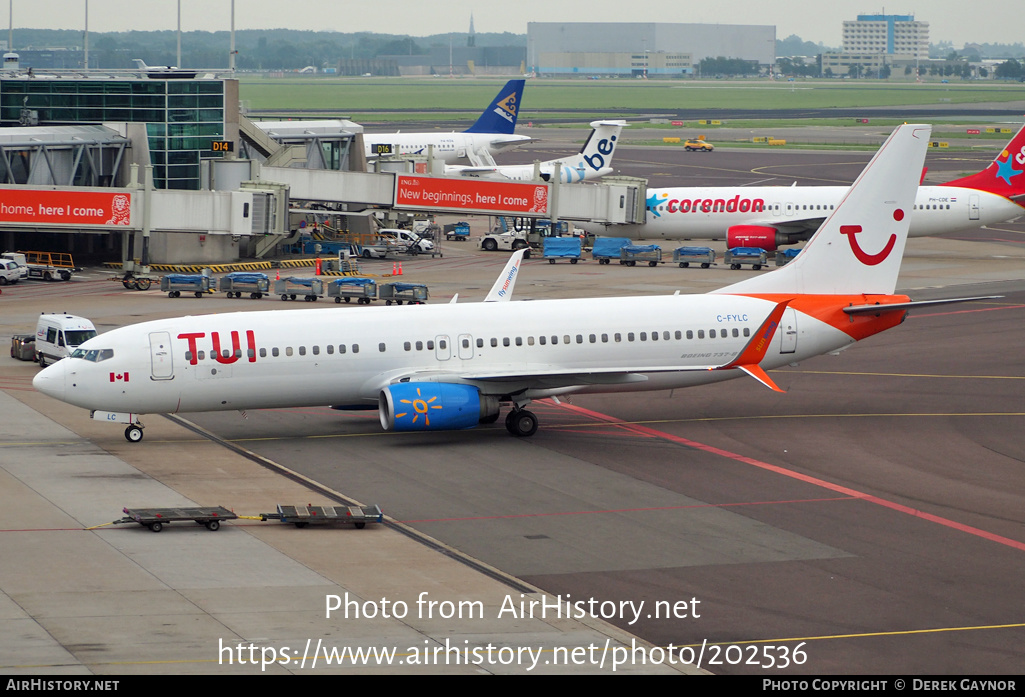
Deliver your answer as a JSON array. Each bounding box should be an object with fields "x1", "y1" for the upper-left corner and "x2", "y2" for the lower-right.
[
  {"x1": 941, "y1": 121, "x2": 1025, "y2": 200},
  {"x1": 715, "y1": 123, "x2": 931, "y2": 297},
  {"x1": 463, "y1": 79, "x2": 525, "y2": 135}
]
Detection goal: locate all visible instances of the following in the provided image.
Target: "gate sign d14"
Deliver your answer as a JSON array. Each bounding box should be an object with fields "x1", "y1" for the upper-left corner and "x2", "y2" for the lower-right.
[
  {"x1": 0, "y1": 189, "x2": 132, "y2": 227},
  {"x1": 395, "y1": 175, "x2": 549, "y2": 216}
]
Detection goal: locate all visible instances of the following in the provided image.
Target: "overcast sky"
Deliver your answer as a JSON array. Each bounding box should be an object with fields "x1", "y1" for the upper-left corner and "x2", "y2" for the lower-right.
[{"x1": 14, "y1": 0, "x2": 1021, "y2": 47}]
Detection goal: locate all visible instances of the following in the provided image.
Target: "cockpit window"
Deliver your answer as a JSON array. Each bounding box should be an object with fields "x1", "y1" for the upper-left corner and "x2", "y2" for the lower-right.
[{"x1": 70, "y1": 348, "x2": 114, "y2": 363}]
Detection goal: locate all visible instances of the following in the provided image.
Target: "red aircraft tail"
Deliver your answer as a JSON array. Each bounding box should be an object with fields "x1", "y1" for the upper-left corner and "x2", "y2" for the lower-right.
[{"x1": 941, "y1": 121, "x2": 1025, "y2": 200}]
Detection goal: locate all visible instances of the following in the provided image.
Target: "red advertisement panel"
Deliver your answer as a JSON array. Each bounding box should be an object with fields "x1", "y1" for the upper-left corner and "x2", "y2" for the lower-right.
[
  {"x1": 0, "y1": 189, "x2": 132, "y2": 226},
  {"x1": 395, "y1": 175, "x2": 549, "y2": 215}
]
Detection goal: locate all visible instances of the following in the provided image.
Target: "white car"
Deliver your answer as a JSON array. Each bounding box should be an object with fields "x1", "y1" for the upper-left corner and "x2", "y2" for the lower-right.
[
  {"x1": 379, "y1": 228, "x2": 434, "y2": 253},
  {"x1": 0, "y1": 259, "x2": 21, "y2": 285}
]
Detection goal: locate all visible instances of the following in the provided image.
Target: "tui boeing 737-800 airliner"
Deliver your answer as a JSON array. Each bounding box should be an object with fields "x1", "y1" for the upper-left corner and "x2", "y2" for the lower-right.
[{"x1": 34, "y1": 124, "x2": 991, "y2": 443}]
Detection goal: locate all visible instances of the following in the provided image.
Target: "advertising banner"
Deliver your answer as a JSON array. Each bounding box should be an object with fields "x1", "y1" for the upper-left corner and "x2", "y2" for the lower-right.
[
  {"x1": 0, "y1": 189, "x2": 133, "y2": 227},
  {"x1": 395, "y1": 175, "x2": 549, "y2": 216}
]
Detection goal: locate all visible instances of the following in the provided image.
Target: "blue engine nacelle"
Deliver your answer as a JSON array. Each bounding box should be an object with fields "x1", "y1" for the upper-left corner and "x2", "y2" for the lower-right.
[{"x1": 379, "y1": 382, "x2": 498, "y2": 432}]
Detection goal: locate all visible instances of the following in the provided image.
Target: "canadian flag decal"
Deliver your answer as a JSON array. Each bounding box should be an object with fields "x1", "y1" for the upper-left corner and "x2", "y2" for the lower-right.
[{"x1": 109, "y1": 372, "x2": 130, "y2": 383}]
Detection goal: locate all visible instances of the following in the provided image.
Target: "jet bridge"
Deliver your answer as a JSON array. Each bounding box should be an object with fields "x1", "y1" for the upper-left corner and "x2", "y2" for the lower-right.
[{"x1": 256, "y1": 165, "x2": 645, "y2": 225}]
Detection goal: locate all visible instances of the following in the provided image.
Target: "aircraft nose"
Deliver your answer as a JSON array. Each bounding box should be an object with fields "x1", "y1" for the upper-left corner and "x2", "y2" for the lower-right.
[{"x1": 32, "y1": 363, "x2": 66, "y2": 402}]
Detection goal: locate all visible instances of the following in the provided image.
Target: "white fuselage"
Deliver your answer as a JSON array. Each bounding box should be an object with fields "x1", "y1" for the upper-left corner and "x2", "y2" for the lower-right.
[
  {"x1": 35, "y1": 294, "x2": 852, "y2": 417},
  {"x1": 363, "y1": 132, "x2": 530, "y2": 165},
  {"x1": 586, "y1": 185, "x2": 1024, "y2": 240},
  {"x1": 446, "y1": 162, "x2": 613, "y2": 183}
]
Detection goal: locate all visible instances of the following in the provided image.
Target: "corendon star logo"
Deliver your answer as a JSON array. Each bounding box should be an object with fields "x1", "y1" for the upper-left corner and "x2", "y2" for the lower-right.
[{"x1": 839, "y1": 209, "x2": 903, "y2": 266}]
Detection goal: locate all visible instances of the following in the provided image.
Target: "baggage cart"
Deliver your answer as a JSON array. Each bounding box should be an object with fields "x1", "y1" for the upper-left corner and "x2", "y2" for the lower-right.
[
  {"x1": 543, "y1": 236, "x2": 582, "y2": 264},
  {"x1": 160, "y1": 273, "x2": 216, "y2": 298},
  {"x1": 620, "y1": 244, "x2": 662, "y2": 267},
  {"x1": 327, "y1": 277, "x2": 377, "y2": 304},
  {"x1": 591, "y1": 237, "x2": 631, "y2": 265},
  {"x1": 724, "y1": 247, "x2": 768, "y2": 270},
  {"x1": 117, "y1": 506, "x2": 237, "y2": 533},
  {"x1": 275, "y1": 276, "x2": 323, "y2": 302},
  {"x1": 672, "y1": 246, "x2": 716, "y2": 268},
  {"x1": 379, "y1": 282, "x2": 428, "y2": 305},
  {"x1": 10, "y1": 334, "x2": 35, "y2": 361},
  {"x1": 775, "y1": 248, "x2": 801, "y2": 266},
  {"x1": 221, "y1": 272, "x2": 270, "y2": 299},
  {"x1": 260, "y1": 503, "x2": 384, "y2": 529},
  {"x1": 444, "y1": 222, "x2": 470, "y2": 241}
]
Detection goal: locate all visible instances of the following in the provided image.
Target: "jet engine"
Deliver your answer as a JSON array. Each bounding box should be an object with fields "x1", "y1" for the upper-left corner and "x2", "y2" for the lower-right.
[
  {"x1": 726, "y1": 225, "x2": 784, "y2": 251},
  {"x1": 379, "y1": 383, "x2": 499, "y2": 432}
]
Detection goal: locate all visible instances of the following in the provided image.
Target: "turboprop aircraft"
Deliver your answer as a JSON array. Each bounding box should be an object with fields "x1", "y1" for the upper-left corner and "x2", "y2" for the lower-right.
[
  {"x1": 362, "y1": 79, "x2": 531, "y2": 165},
  {"x1": 577, "y1": 123, "x2": 1025, "y2": 249},
  {"x1": 444, "y1": 120, "x2": 625, "y2": 183},
  {"x1": 33, "y1": 123, "x2": 991, "y2": 442}
]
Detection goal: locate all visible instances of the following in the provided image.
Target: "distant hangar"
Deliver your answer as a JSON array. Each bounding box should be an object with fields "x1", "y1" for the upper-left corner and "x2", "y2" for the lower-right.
[{"x1": 527, "y1": 22, "x2": 776, "y2": 77}]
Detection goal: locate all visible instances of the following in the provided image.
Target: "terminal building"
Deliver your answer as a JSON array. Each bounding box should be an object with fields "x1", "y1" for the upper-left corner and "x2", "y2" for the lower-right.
[{"x1": 527, "y1": 22, "x2": 775, "y2": 77}]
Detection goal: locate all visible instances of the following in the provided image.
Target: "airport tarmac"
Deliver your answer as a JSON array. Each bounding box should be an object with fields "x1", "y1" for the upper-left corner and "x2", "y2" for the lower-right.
[{"x1": 2, "y1": 144, "x2": 1024, "y2": 676}]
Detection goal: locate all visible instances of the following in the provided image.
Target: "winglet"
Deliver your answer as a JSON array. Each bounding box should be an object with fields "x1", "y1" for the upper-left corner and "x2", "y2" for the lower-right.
[
  {"x1": 484, "y1": 249, "x2": 526, "y2": 302},
  {"x1": 715, "y1": 299, "x2": 791, "y2": 392}
]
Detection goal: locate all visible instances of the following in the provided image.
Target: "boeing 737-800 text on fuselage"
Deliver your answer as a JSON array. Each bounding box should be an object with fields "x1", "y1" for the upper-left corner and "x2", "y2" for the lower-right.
[{"x1": 35, "y1": 124, "x2": 988, "y2": 443}]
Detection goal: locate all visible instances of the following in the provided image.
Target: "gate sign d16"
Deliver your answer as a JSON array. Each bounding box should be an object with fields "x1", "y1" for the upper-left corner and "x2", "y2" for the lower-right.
[
  {"x1": 394, "y1": 175, "x2": 549, "y2": 216},
  {"x1": 0, "y1": 189, "x2": 132, "y2": 227}
]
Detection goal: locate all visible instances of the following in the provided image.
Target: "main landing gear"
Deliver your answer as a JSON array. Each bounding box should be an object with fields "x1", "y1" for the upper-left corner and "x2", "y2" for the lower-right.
[{"x1": 505, "y1": 408, "x2": 538, "y2": 437}]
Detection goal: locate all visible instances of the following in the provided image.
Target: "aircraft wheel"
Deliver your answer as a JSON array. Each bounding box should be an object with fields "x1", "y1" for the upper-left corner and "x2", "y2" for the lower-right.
[
  {"x1": 205, "y1": 520, "x2": 220, "y2": 531},
  {"x1": 505, "y1": 409, "x2": 538, "y2": 437},
  {"x1": 125, "y1": 425, "x2": 144, "y2": 443}
]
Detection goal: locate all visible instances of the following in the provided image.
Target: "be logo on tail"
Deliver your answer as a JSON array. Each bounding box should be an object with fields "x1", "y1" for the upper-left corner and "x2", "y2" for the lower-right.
[
  {"x1": 583, "y1": 135, "x2": 617, "y2": 172},
  {"x1": 840, "y1": 207, "x2": 904, "y2": 266}
]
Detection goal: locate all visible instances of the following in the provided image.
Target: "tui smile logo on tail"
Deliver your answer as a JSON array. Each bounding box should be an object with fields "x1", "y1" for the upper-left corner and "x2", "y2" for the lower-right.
[{"x1": 840, "y1": 209, "x2": 904, "y2": 265}]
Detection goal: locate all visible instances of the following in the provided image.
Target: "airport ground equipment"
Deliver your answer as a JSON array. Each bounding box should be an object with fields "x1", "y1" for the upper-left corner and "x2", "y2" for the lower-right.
[
  {"x1": 444, "y1": 222, "x2": 470, "y2": 241},
  {"x1": 591, "y1": 237, "x2": 632, "y2": 265},
  {"x1": 620, "y1": 244, "x2": 662, "y2": 267},
  {"x1": 275, "y1": 276, "x2": 323, "y2": 302},
  {"x1": 117, "y1": 506, "x2": 237, "y2": 533},
  {"x1": 775, "y1": 248, "x2": 801, "y2": 266},
  {"x1": 672, "y1": 246, "x2": 716, "y2": 268},
  {"x1": 543, "y1": 236, "x2": 582, "y2": 264},
  {"x1": 10, "y1": 335, "x2": 35, "y2": 361},
  {"x1": 328, "y1": 277, "x2": 377, "y2": 304},
  {"x1": 724, "y1": 247, "x2": 769, "y2": 270},
  {"x1": 17, "y1": 251, "x2": 78, "y2": 281},
  {"x1": 161, "y1": 273, "x2": 216, "y2": 298},
  {"x1": 221, "y1": 271, "x2": 270, "y2": 299},
  {"x1": 114, "y1": 271, "x2": 154, "y2": 290},
  {"x1": 379, "y1": 281, "x2": 428, "y2": 305},
  {"x1": 259, "y1": 503, "x2": 384, "y2": 529}
]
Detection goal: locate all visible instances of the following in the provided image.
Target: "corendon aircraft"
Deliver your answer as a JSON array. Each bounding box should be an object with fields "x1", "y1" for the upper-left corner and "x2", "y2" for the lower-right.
[
  {"x1": 578, "y1": 123, "x2": 1025, "y2": 249},
  {"x1": 34, "y1": 124, "x2": 990, "y2": 443},
  {"x1": 362, "y1": 79, "x2": 531, "y2": 165}
]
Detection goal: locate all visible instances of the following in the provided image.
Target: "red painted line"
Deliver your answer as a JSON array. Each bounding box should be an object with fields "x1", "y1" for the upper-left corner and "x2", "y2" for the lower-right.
[
  {"x1": 558, "y1": 402, "x2": 1025, "y2": 553},
  {"x1": 400, "y1": 497, "x2": 856, "y2": 524}
]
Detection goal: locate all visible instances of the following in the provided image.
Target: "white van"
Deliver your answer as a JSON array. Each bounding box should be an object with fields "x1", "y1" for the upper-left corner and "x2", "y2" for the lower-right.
[
  {"x1": 0, "y1": 252, "x2": 28, "y2": 280},
  {"x1": 379, "y1": 228, "x2": 435, "y2": 252},
  {"x1": 35, "y1": 314, "x2": 97, "y2": 367}
]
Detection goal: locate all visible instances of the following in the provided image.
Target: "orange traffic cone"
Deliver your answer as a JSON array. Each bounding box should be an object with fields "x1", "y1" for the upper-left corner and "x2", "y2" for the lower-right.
[
  {"x1": 392, "y1": 262, "x2": 397, "y2": 275},
  {"x1": 275, "y1": 269, "x2": 280, "y2": 280},
  {"x1": 398, "y1": 263, "x2": 403, "y2": 276}
]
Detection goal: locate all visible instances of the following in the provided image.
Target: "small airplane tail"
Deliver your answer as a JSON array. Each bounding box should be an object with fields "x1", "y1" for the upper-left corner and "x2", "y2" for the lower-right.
[
  {"x1": 940, "y1": 121, "x2": 1025, "y2": 200},
  {"x1": 715, "y1": 123, "x2": 931, "y2": 297},
  {"x1": 553, "y1": 120, "x2": 626, "y2": 183},
  {"x1": 463, "y1": 79, "x2": 525, "y2": 135}
]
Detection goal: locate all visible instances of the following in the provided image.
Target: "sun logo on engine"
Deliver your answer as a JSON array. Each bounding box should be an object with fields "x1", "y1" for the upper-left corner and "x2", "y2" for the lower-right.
[{"x1": 395, "y1": 387, "x2": 443, "y2": 427}]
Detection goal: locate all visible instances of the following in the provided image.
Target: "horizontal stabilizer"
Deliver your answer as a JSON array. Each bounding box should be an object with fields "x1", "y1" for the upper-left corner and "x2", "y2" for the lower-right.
[
  {"x1": 842, "y1": 295, "x2": 1002, "y2": 315},
  {"x1": 736, "y1": 364, "x2": 785, "y2": 393}
]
